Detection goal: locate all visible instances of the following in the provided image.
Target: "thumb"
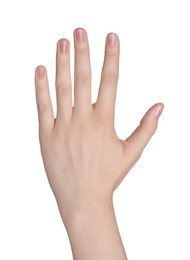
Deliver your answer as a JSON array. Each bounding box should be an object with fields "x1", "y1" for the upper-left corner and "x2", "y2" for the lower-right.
[{"x1": 124, "y1": 103, "x2": 164, "y2": 163}]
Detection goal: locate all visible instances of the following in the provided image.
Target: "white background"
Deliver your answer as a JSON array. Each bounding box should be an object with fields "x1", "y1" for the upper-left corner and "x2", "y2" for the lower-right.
[{"x1": 0, "y1": 0, "x2": 189, "y2": 259}]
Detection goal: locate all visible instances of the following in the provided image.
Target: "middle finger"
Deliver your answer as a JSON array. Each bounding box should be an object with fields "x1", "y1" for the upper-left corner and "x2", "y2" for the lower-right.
[{"x1": 73, "y1": 28, "x2": 92, "y2": 114}]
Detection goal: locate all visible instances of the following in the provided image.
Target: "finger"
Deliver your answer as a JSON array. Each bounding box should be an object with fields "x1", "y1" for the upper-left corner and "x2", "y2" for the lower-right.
[
  {"x1": 55, "y1": 38, "x2": 72, "y2": 123},
  {"x1": 35, "y1": 65, "x2": 54, "y2": 135},
  {"x1": 124, "y1": 103, "x2": 164, "y2": 163},
  {"x1": 73, "y1": 28, "x2": 92, "y2": 113},
  {"x1": 95, "y1": 33, "x2": 120, "y2": 120}
]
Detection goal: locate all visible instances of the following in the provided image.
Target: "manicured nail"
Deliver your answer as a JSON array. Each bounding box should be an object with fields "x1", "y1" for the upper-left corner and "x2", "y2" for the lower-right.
[
  {"x1": 37, "y1": 66, "x2": 45, "y2": 79},
  {"x1": 59, "y1": 39, "x2": 69, "y2": 54},
  {"x1": 108, "y1": 33, "x2": 118, "y2": 47},
  {"x1": 154, "y1": 105, "x2": 164, "y2": 119},
  {"x1": 76, "y1": 28, "x2": 86, "y2": 43}
]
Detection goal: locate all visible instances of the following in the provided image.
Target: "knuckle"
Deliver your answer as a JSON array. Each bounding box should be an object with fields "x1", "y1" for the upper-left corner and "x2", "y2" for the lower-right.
[
  {"x1": 141, "y1": 121, "x2": 157, "y2": 136},
  {"x1": 38, "y1": 83, "x2": 46, "y2": 91},
  {"x1": 106, "y1": 49, "x2": 117, "y2": 57},
  {"x1": 57, "y1": 58, "x2": 69, "y2": 68},
  {"x1": 75, "y1": 73, "x2": 90, "y2": 86},
  {"x1": 37, "y1": 103, "x2": 50, "y2": 114},
  {"x1": 57, "y1": 85, "x2": 71, "y2": 96},
  {"x1": 39, "y1": 134, "x2": 53, "y2": 154},
  {"x1": 77, "y1": 47, "x2": 89, "y2": 56},
  {"x1": 94, "y1": 111, "x2": 112, "y2": 127},
  {"x1": 136, "y1": 151, "x2": 142, "y2": 161},
  {"x1": 101, "y1": 72, "x2": 118, "y2": 84}
]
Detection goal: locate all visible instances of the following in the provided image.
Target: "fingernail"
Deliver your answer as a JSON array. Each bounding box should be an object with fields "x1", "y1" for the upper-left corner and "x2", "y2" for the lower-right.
[
  {"x1": 37, "y1": 66, "x2": 45, "y2": 79},
  {"x1": 76, "y1": 28, "x2": 86, "y2": 43},
  {"x1": 154, "y1": 105, "x2": 164, "y2": 119},
  {"x1": 108, "y1": 33, "x2": 118, "y2": 47},
  {"x1": 59, "y1": 39, "x2": 69, "y2": 54}
]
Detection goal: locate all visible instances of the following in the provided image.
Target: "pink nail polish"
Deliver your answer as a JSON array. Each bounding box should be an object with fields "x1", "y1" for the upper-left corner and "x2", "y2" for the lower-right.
[
  {"x1": 59, "y1": 39, "x2": 68, "y2": 54},
  {"x1": 76, "y1": 28, "x2": 86, "y2": 43},
  {"x1": 154, "y1": 105, "x2": 164, "y2": 119},
  {"x1": 108, "y1": 33, "x2": 118, "y2": 47}
]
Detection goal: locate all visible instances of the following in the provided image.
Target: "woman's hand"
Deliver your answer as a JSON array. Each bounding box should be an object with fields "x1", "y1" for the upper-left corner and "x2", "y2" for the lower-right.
[{"x1": 34, "y1": 28, "x2": 164, "y2": 260}]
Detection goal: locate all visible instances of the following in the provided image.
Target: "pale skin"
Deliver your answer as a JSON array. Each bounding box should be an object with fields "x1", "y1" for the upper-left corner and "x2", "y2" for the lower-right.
[{"x1": 34, "y1": 28, "x2": 164, "y2": 260}]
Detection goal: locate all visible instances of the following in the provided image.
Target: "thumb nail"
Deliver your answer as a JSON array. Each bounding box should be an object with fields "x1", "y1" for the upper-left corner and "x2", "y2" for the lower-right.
[{"x1": 154, "y1": 104, "x2": 164, "y2": 119}]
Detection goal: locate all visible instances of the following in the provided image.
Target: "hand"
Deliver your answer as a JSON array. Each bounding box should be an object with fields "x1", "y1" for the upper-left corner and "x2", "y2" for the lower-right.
[{"x1": 35, "y1": 28, "x2": 164, "y2": 259}]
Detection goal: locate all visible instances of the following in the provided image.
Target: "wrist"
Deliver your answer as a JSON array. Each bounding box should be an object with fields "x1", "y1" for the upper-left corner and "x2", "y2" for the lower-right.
[
  {"x1": 58, "y1": 196, "x2": 114, "y2": 230},
  {"x1": 57, "y1": 196, "x2": 127, "y2": 260}
]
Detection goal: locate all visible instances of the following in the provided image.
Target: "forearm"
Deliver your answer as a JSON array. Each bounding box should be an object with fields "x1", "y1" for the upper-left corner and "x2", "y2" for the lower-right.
[{"x1": 59, "y1": 198, "x2": 128, "y2": 260}]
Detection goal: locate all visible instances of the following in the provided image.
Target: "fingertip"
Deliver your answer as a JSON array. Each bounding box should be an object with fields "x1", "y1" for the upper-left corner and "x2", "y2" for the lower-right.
[
  {"x1": 140, "y1": 103, "x2": 165, "y2": 123},
  {"x1": 74, "y1": 27, "x2": 87, "y2": 35},
  {"x1": 139, "y1": 103, "x2": 164, "y2": 137},
  {"x1": 153, "y1": 103, "x2": 165, "y2": 120},
  {"x1": 57, "y1": 38, "x2": 70, "y2": 55},
  {"x1": 73, "y1": 27, "x2": 87, "y2": 43},
  {"x1": 107, "y1": 33, "x2": 119, "y2": 48},
  {"x1": 123, "y1": 102, "x2": 165, "y2": 165},
  {"x1": 35, "y1": 65, "x2": 46, "y2": 79}
]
